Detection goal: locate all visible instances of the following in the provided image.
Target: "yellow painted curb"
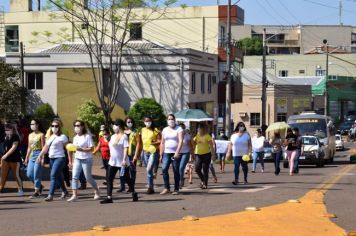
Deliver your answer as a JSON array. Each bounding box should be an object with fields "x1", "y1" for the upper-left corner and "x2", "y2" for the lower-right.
[{"x1": 44, "y1": 165, "x2": 355, "y2": 236}]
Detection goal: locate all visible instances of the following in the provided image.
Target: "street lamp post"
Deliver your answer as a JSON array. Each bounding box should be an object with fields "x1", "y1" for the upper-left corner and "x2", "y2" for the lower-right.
[{"x1": 323, "y1": 39, "x2": 329, "y2": 116}]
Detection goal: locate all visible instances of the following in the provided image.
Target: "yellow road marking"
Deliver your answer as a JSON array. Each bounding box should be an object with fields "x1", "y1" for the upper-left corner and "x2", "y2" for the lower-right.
[{"x1": 45, "y1": 165, "x2": 355, "y2": 236}]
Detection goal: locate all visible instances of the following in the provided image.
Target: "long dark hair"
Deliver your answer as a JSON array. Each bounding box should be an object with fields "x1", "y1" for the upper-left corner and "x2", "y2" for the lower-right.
[
  {"x1": 144, "y1": 116, "x2": 156, "y2": 130},
  {"x1": 31, "y1": 119, "x2": 45, "y2": 133},
  {"x1": 73, "y1": 120, "x2": 88, "y2": 135},
  {"x1": 234, "y1": 121, "x2": 246, "y2": 133},
  {"x1": 4, "y1": 123, "x2": 17, "y2": 139},
  {"x1": 113, "y1": 119, "x2": 125, "y2": 131},
  {"x1": 125, "y1": 117, "x2": 135, "y2": 129}
]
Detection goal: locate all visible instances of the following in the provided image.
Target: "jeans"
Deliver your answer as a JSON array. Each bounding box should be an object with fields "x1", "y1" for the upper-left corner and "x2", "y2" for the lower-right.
[
  {"x1": 293, "y1": 150, "x2": 301, "y2": 173},
  {"x1": 162, "y1": 153, "x2": 181, "y2": 191},
  {"x1": 179, "y1": 153, "x2": 190, "y2": 183},
  {"x1": 210, "y1": 160, "x2": 217, "y2": 178},
  {"x1": 195, "y1": 153, "x2": 211, "y2": 186},
  {"x1": 143, "y1": 151, "x2": 159, "y2": 188},
  {"x1": 233, "y1": 156, "x2": 248, "y2": 182},
  {"x1": 26, "y1": 150, "x2": 43, "y2": 189},
  {"x1": 272, "y1": 151, "x2": 282, "y2": 174},
  {"x1": 106, "y1": 165, "x2": 135, "y2": 197},
  {"x1": 252, "y1": 151, "x2": 265, "y2": 171},
  {"x1": 287, "y1": 150, "x2": 298, "y2": 174},
  {"x1": 49, "y1": 157, "x2": 67, "y2": 196},
  {"x1": 72, "y1": 158, "x2": 98, "y2": 191}
]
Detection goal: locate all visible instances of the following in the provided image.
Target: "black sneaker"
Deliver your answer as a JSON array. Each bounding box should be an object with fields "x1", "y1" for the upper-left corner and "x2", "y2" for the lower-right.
[
  {"x1": 39, "y1": 185, "x2": 44, "y2": 194},
  {"x1": 103, "y1": 182, "x2": 107, "y2": 186},
  {"x1": 29, "y1": 192, "x2": 41, "y2": 199},
  {"x1": 232, "y1": 181, "x2": 239, "y2": 185},
  {"x1": 79, "y1": 184, "x2": 87, "y2": 190},
  {"x1": 146, "y1": 187, "x2": 155, "y2": 194},
  {"x1": 100, "y1": 198, "x2": 113, "y2": 204},
  {"x1": 132, "y1": 192, "x2": 138, "y2": 202},
  {"x1": 116, "y1": 188, "x2": 125, "y2": 193}
]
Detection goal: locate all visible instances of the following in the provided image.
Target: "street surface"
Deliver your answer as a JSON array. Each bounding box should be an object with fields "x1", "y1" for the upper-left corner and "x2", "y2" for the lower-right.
[{"x1": 0, "y1": 141, "x2": 355, "y2": 236}]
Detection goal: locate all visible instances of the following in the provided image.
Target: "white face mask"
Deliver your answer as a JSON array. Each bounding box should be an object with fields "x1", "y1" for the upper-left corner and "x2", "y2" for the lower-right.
[
  {"x1": 5, "y1": 131, "x2": 12, "y2": 137},
  {"x1": 74, "y1": 127, "x2": 81, "y2": 134},
  {"x1": 113, "y1": 125, "x2": 120, "y2": 133},
  {"x1": 30, "y1": 125, "x2": 37, "y2": 131},
  {"x1": 239, "y1": 127, "x2": 245, "y2": 132},
  {"x1": 126, "y1": 122, "x2": 133, "y2": 128},
  {"x1": 167, "y1": 120, "x2": 175, "y2": 128},
  {"x1": 144, "y1": 122, "x2": 152, "y2": 128},
  {"x1": 51, "y1": 127, "x2": 59, "y2": 134}
]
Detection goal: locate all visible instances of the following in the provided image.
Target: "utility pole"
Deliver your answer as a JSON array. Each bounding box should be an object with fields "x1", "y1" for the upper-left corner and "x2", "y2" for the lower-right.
[
  {"x1": 202, "y1": 16, "x2": 206, "y2": 51},
  {"x1": 339, "y1": 0, "x2": 343, "y2": 25},
  {"x1": 180, "y1": 59, "x2": 184, "y2": 110},
  {"x1": 323, "y1": 39, "x2": 329, "y2": 116},
  {"x1": 19, "y1": 41, "x2": 25, "y2": 114},
  {"x1": 225, "y1": 0, "x2": 232, "y2": 136},
  {"x1": 261, "y1": 28, "x2": 267, "y2": 134}
]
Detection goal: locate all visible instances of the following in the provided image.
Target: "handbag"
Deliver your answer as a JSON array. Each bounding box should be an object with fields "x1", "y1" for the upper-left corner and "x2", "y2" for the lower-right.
[{"x1": 44, "y1": 136, "x2": 57, "y2": 164}]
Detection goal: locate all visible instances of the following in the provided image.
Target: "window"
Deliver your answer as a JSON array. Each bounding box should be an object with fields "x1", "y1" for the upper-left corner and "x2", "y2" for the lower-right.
[
  {"x1": 27, "y1": 72, "x2": 43, "y2": 90},
  {"x1": 218, "y1": 62, "x2": 227, "y2": 81},
  {"x1": 201, "y1": 74, "x2": 205, "y2": 94},
  {"x1": 129, "y1": 23, "x2": 142, "y2": 40},
  {"x1": 352, "y1": 33, "x2": 356, "y2": 44},
  {"x1": 208, "y1": 74, "x2": 212, "y2": 94},
  {"x1": 278, "y1": 70, "x2": 288, "y2": 77},
  {"x1": 315, "y1": 69, "x2": 326, "y2": 76},
  {"x1": 219, "y1": 25, "x2": 226, "y2": 47},
  {"x1": 5, "y1": 25, "x2": 19, "y2": 52},
  {"x1": 191, "y1": 72, "x2": 196, "y2": 94},
  {"x1": 299, "y1": 69, "x2": 305, "y2": 74},
  {"x1": 277, "y1": 113, "x2": 287, "y2": 122},
  {"x1": 352, "y1": 47, "x2": 356, "y2": 53},
  {"x1": 250, "y1": 113, "x2": 260, "y2": 126}
]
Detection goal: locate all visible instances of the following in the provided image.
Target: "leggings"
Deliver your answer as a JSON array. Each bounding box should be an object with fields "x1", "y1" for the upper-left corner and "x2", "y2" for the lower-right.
[
  {"x1": 195, "y1": 153, "x2": 211, "y2": 186},
  {"x1": 106, "y1": 165, "x2": 135, "y2": 197},
  {"x1": 287, "y1": 150, "x2": 298, "y2": 174},
  {"x1": 0, "y1": 161, "x2": 23, "y2": 191}
]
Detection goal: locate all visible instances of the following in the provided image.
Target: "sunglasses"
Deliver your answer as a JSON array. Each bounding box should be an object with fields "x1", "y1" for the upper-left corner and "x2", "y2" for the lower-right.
[
  {"x1": 30, "y1": 123, "x2": 37, "y2": 125},
  {"x1": 127, "y1": 122, "x2": 133, "y2": 124},
  {"x1": 51, "y1": 125, "x2": 59, "y2": 128},
  {"x1": 74, "y1": 125, "x2": 81, "y2": 127}
]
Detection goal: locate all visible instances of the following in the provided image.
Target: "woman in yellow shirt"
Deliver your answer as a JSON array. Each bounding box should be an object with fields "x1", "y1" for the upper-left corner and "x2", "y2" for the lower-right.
[
  {"x1": 192, "y1": 123, "x2": 216, "y2": 189},
  {"x1": 140, "y1": 116, "x2": 161, "y2": 194},
  {"x1": 24, "y1": 119, "x2": 45, "y2": 198}
]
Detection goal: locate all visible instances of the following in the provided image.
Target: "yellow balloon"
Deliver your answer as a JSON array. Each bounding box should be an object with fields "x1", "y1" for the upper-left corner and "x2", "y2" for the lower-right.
[
  {"x1": 242, "y1": 154, "x2": 251, "y2": 162},
  {"x1": 66, "y1": 143, "x2": 77, "y2": 152},
  {"x1": 148, "y1": 145, "x2": 156, "y2": 154}
]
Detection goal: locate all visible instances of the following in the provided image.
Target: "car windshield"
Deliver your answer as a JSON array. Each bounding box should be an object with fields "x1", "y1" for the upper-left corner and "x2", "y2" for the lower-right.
[
  {"x1": 335, "y1": 136, "x2": 341, "y2": 141},
  {"x1": 289, "y1": 118, "x2": 327, "y2": 138},
  {"x1": 302, "y1": 137, "x2": 318, "y2": 145}
]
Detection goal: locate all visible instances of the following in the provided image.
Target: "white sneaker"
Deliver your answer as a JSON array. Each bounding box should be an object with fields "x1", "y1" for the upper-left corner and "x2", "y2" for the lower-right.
[
  {"x1": 17, "y1": 190, "x2": 24, "y2": 197},
  {"x1": 160, "y1": 189, "x2": 171, "y2": 195},
  {"x1": 94, "y1": 193, "x2": 101, "y2": 200},
  {"x1": 67, "y1": 195, "x2": 78, "y2": 202}
]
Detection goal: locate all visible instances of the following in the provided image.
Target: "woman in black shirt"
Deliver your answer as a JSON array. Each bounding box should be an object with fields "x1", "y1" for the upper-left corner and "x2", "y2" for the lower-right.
[
  {"x1": 284, "y1": 128, "x2": 298, "y2": 176},
  {"x1": 0, "y1": 123, "x2": 24, "y2": 196}
]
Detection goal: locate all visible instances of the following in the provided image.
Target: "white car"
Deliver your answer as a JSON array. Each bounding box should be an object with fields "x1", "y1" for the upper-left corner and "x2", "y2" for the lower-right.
[{"x1": 335, "y1": 134, "x2": 344, "y2": 151}]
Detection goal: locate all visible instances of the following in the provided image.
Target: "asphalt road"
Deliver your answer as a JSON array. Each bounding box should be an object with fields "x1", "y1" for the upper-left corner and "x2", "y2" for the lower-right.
[{"x1": 0, "y1": 142, "x2": 355, "y2": 236}]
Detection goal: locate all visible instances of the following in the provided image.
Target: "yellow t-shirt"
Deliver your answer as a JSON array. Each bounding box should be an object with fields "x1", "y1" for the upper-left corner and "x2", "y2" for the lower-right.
[
  {"x1": 127, "y1": 130, "x2": 140, "y2": 156},
  {"x1": 141, "y1": 127, "x2": 160, "y2": 153},
  {"x1": 29, "y1": 132, "x2": 43, "y2": 151},
  {"x1": 194, "y1": 134, "x2": 212, "y2": 155}
]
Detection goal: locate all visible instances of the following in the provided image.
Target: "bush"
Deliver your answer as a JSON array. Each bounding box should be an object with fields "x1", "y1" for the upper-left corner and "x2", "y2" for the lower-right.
[
  {"x1": 33, "y1": 103, "x2": 56, "y2": 130},
  {"x1": 127, "y1": 98, "x2": 166, "y2": 129},
  {"x1": 77, "y1": 99, "x2": 105, "y2": 138}
]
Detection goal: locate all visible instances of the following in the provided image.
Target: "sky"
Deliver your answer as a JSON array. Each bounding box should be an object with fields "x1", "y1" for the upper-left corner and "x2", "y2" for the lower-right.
[{"x1": 2, "y1": 0, "x2": 356, "y2": 26}]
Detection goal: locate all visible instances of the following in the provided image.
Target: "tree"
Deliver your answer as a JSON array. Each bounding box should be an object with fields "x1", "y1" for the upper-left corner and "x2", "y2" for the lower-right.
[
  {"x1": 33, "y1": 103, "x2": 56, "y2": 129},
  {"x1": 77, "y1": 99, "x2": 105, "y2": 137},
  {"x1": 236, "y1": 37, "x2": 263, "y2": 56},
  {"x1": 37, "y1": 0, "x2": 176, "y2": 125},
  {"x1": 0, "y1": 60, "x2": 22, "y2": 120},
  {"x1": 127, "y1": 98, "x2": 166, "y2": 129}
]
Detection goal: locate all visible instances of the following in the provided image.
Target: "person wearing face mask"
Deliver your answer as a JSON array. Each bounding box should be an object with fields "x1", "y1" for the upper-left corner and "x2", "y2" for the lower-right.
[
  {"x1": 215, "y1": 129, "x2": 228, "y2": 173},
  {"x1": 178, "y1": 123, "x2": 193, "y2": 188},
  {"x1": 122, "y1": 117, "x2": 141, "y2": 193},
  {"x1": 67, "y1": 120, "x2": 100, "y2": 202},
  {"x1": 251, "y1": 129, "x2": 266, "y2": 173},
  {"x1": 0, "y1": 123, "x2": 24, "y2": 196},
  {"x1": 159, "y1": 114, "x2": 183, "y2": 195},
  {"x1": 24, "y1": 119, "x2": 45, "y2": 198},
  {"x1": 192, "y1": 123, "x2": 216, "y2": 189},
  {"x1": 38, "y1": 119, "x2": 69, "y2": 201},
  {"x1": 140, "y1": 116, "x2": 161, "y2": 194},
  {"x1": 93, "y1": 128, "x2": 111, "y2": 185},
  {"x1": 101, "y1": 119, "x2": 138, "y2": 204},
  {"x1": 226, "y1": 122, "x2": 252, "y2": 185}
]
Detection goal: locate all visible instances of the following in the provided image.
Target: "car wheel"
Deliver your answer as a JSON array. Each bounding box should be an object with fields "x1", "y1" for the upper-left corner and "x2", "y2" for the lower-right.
[{"x1": 283, "y1": 161, "x2": 289, "y2": 168}]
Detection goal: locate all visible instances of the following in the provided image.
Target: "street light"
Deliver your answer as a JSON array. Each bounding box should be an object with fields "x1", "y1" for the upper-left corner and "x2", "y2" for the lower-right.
[{"x1": 323, "y1": 39, "x2": 329, "y2": 116}]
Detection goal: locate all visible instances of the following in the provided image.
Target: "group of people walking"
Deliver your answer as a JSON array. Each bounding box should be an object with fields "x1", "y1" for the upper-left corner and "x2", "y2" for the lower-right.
[{"x1": 0, "y1": 115, "x2": 303, "y2": 203}]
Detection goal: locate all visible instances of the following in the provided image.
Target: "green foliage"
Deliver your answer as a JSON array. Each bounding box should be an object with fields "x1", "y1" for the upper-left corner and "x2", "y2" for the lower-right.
[
  {"x1": 33, "y1": 103, "x2": 56, "y2": 129},
  {"x1": 236, "y1": 37, "x2": 263, "y2": 56},
  {"x1": 127, "y1": 98, "x2": 166, "y2": 129},
  {"x1": 77, "y1": 99, "x2": 105, "y2": 137},
  {"x1": 0, "y1": 60, "x2": 22, "y2": 120}
]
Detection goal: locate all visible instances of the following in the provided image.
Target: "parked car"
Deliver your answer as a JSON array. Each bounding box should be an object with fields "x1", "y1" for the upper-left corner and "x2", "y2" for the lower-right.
[
  {"x1": 263, "y1": 143, "x2": 273, "y2": 161},
  {"x1": 283, "y1": 135, "x2": 325, "y2": 168},
  {"x1": 338, "y1": 121, "x2": 354, "y2": 135},
  {"x1": 335, "y1": 134, "x2": 344, "y2": 151}
]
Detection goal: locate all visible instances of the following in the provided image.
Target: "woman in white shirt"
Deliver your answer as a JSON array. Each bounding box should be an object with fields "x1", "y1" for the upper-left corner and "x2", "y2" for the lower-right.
[
  {"x1": 226, "y1": 122, "x2": 252, "y2": 185},
  {"x1": 67, "y1": 120, "x2": 100, "y2": 202},
  {"x1": 251, "y1": 128, "x2": 265, "y2": 173},
  {"x1": 159, "y1": 114, "x2": 183, "y2": 195},
  {"x1": 38, "y1": 119, "x2": 69, "y2": 202},
  {"x1": 101, "y1": 119, "x2": 138, "y2": 204}
]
